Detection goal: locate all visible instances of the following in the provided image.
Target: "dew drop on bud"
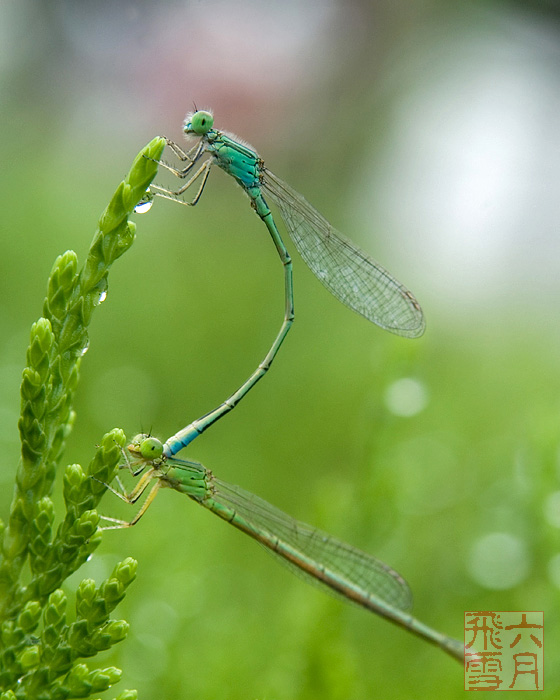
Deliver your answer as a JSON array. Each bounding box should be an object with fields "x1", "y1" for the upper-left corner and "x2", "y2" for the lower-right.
[{"x1": 135, "y1": 190, "x2": 154, "y2": 214}]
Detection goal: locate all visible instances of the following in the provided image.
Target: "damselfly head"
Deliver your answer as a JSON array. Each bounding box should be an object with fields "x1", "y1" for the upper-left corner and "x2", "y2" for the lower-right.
[
  {"x1": 128, "y1": 434, "x2": 165, "y2": 462},
  {"x1": 184, "y1": 109, "x2": 214, "y2": 136}
]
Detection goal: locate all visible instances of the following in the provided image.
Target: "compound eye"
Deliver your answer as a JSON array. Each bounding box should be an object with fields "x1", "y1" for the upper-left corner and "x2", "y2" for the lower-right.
[
  {"x1": 186, "y1": 110, "x2": 214, "y2": 135},
  {"x1": 139, "y1": 436, "x2": 164, "y2": 461}
]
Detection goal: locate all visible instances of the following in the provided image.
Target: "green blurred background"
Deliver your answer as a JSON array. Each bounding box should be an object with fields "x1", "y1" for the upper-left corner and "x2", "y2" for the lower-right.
[{"x1": 1, "y1": 0, "x2": 559, "y2": 697}]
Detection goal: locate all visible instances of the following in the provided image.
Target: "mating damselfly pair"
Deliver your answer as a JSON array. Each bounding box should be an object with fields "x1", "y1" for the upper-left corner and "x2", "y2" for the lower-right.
[{"x1": 106, "y1": 110, "x2": 464, "y2": 662}]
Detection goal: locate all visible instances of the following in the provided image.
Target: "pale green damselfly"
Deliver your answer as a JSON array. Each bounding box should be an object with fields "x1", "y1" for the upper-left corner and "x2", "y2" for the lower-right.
[{"x1": 104, "y1": 434, "x2": 464, "y2": 663}]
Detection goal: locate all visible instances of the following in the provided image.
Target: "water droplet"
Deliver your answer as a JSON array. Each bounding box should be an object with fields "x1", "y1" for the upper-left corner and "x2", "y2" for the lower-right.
[
  {"x1": 135, "y1": 190, "x2": 154, "y2": 214},
  {"x1": 94, "y1": 279, "x2": 108, "y2": 306},
  {"x1": 79, "y1": 342, "x2": 90, "y2": 357}
]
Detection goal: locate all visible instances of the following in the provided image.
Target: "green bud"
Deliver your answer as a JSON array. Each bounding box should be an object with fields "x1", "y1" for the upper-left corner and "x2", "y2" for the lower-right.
[
  {"x1": 132, "y1": 137, "x2": 165, "y2": 187},
  {"x1": 62, "y1": 663, "x2": 90, "y2": 696},
  {"x1": 46, "y1": 252, "x2": 78, "y2": 316},
  {"x1": 106, "y1": 619, "x2": 129, "y2": 644},
  {"x1": 114, "y1": 690, "x2": 138, "y2": 700},
  {"x1": 101, "y1": 580, "x2": 123, "y2": 607},
  {"x1": 68, "y1": 663, "x2": 89, "y2": 681},
  {"x1": 34, "y1": 497, "x2": 55, "y2": 534},
  {"x1": 87, "y1": 431, "x2": 125, "y2": 497},
  {"x1": 115, "y1": 558, "x2": 138, "y2": 586},
  {"x1": 18, "y1": 644, "x2": 41, "y2": 670},
  {"x1": 27, "y1": 346, "x2": 50, "y2": 382},
  {"x1": 64, "y1": 463, "x2": 85, "y2": 491},
  {"x1": 78, "y1": 509, "x2": 100, "y2": 533},
  {"x1": 57, "y1": 250, "x2": 79, "y2": 292},
  {"x1": 0, "y1": 690, "x2": 18, "y2": 700},
  {"x1": 28, "y1": 318, "x2": 54, "y2": 355},
  {"x1": 18, "y1": 601, "x2": 42, "y2": 633},
  {"x1": 44, "y1": 589, "x2": 67, "y2": 626},
  {"x1": 89, "y1": 667, "x2": 121, "y2": 692},
  {"x1": 91, "y1": 619, "x2": 129, "y2": 651},
  {"x1": 76, "y1": 579, "x2": 97, "y2": 615},
  {"x1": 20, "y1": 368, "x2": 44, "y2": 400}
]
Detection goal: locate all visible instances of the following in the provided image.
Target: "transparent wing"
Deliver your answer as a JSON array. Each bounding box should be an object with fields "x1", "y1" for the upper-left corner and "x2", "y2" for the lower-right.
[
  {"x1": 213, "y1": 477, "x2": 413, "y2": 613},
  {"x1": 263, "y1": 170, "x2": 425, "y2": 338}
]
